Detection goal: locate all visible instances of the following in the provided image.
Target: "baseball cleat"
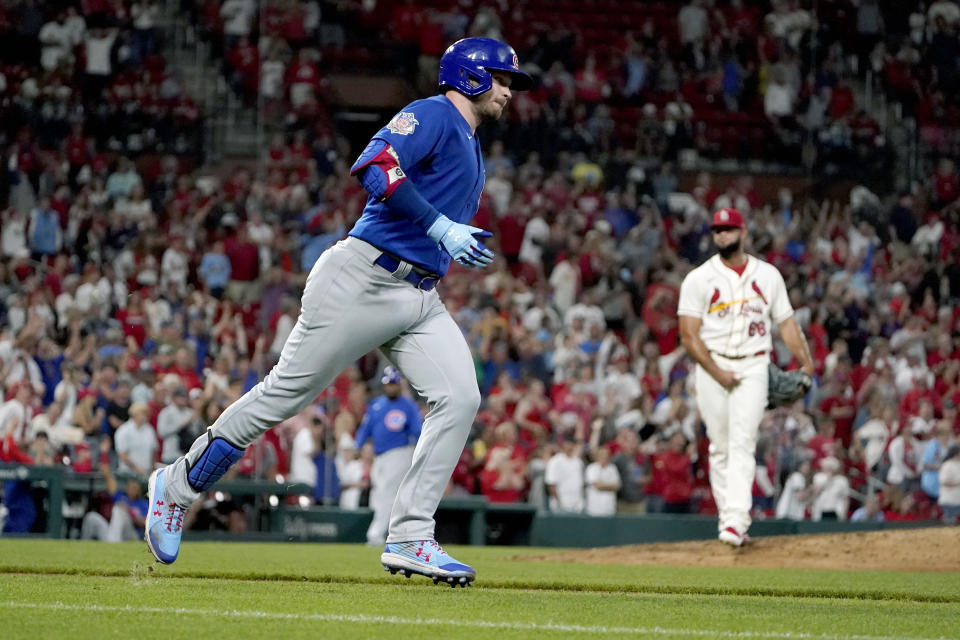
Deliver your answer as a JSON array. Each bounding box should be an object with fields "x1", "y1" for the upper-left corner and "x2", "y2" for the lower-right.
[
  {"x1": 145, "y1": 468, "x2": 186, "y2": 564},
  {"x1": 381, "y1": 540, "x2": 475, "y2": 587},
  {"x1": 718, "y1": 526, "x2": 744, "y2": 548}
]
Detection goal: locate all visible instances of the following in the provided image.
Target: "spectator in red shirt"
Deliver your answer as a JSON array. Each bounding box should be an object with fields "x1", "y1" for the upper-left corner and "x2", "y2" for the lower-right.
[
  {"x1": 226, "y1": 35, "x2": 259, "y2": 99},
  {"x1": 480, "y1": 421, "x2": 528, "y2": 503},
  {"x1": 806, "y1": 419, "x2": 837, "y2": 466},
  {"x1": 651, "y1": 432, "x2": 694, "y2": 513},
  {"x1": 931, "y1": 157, "x2": 959, "y2": 208},
  {"x1": 223, "y1": 222, "x2": 261, "y2": 303},
  {"x1": 884, "y1": 491, "x2": 921, "y2": 521},
  {"x1": 116, "y1": 290, "x2": 149, "y2": 347},
  {"x1": 286, "y1": 48, "x2": 323, "y2": 110},
  {"x1": 574, "y1": 52, "x2": 608, "y2": 108},
  {"x1": 900, "y1": 374, "x2": 942, "y2": 419},
  {"x1": 642, "y1": 277, "x2": 680, "y2": 355},
  {"x1": 818, "y1": 374, "x2": 857, "y2": 447}
]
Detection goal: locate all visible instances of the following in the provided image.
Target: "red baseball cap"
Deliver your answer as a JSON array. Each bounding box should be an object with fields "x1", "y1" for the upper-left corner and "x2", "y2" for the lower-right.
[{"x1": 710, "y1": 208, "x2": 746, "y2": 229}]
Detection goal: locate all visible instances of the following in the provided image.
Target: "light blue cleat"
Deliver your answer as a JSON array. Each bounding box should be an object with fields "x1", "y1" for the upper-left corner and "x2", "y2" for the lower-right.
[
  {"x1": 145, "y1": 468, "x2": 186, "y2": 564},
  {"x1": 381, "y1": 540, "x2": 476, "y2": 587}
]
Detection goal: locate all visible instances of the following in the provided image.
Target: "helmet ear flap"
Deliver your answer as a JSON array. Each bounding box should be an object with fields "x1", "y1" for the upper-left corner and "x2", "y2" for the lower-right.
[{"x1": 459, "y1": 66, "x2": 491, "y2": 95}]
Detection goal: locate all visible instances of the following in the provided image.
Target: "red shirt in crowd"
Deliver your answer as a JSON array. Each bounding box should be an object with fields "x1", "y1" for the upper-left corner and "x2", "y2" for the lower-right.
[
  {"x1": 650, "y1": 450, "x2": 693, "y2": 504},
  {"x1": 480, "y1": 444, "x2": 527, "y2": 503},
  {"x1": 224, "y1": 233, "x2": 259, "y2": 282},
  {"x1": 819, "y1": 395, "x2": 856, "y2": 447}
]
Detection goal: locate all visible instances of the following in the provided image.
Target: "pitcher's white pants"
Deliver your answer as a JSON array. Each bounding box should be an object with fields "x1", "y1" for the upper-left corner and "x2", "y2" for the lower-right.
[{"x1": 694, "y1": 354, "x2": 769, "y2": 535}]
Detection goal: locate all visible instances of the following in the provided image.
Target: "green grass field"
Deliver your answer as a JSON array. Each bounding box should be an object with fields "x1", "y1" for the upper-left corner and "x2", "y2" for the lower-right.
[{"x1": 2, "y1": 539, "x2": 958, "y2": 639}]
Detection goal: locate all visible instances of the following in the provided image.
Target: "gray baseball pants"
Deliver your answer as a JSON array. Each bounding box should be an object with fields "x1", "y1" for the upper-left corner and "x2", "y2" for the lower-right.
[
  {"x1": 163, "y1": 237, "x2": 481, "y2": 542},
  {"x1": 366, "y1": 444, "x2": 416, "y2": 545}
]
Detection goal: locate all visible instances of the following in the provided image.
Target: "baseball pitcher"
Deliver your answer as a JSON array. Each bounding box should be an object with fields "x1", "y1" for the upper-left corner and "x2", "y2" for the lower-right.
[
  {"x1": 144, "y1": 37, "x2": 532, "y2": 586},
  {"x1": 677, "y1": 208, "x2": 814, "y2": 547}
]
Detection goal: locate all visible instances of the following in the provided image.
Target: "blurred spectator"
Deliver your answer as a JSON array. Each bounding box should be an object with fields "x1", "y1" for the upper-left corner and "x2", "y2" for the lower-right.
[
  {"x1": 288, "y1": 407, "x2": 322, "y2": 487},
  {"x1": 113, "y1": 402, "x2": 156, "y2": 478},
  {"x1": 545, "y1": 431, "x2": 585, "y2": 513},
  {"x1": 922, "y1": 421, "x2": 958, "y2": 498},
  {"x1": 81, "y1": 445, "x2": 148, "y2": 542},
  {"x1": 584, "y1": 445, "x2": 621, "y2": 516},
  {"x1": 775, "y1": 459, "x2": 812, "y2": 520},
  {"x1": 480, "y1": 421, "x2": 528, "y2": 503},
  {"x1": 608, "y1": 425, "x2": 649, "y2": 511},
  {"x1": 810, "y1": 456, "x2": 851, "y2": 521},
  {"x1": 651, "y1": 432, "x2": 695, "y2": 514},
  {"x1": 886, "y1": 422, "x2": 923, "y2": 492},
  {"x1": 157, "y1": 386, "x2": 198, "y2": 464},
  {"x1": 337, "y1": 441, "x2": 366, "y2": 510},
  {"x1": 939, "y1": 444, "x2": 960, "y2": 523},
  {"x1": 849, "y1": 493, "x2": 885, "y2": 522}
]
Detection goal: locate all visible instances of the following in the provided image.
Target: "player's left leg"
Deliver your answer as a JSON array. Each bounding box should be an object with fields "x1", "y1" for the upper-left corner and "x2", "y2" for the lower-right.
[
  {"x1": 724, "y1": 357, "x2": 769, "y2": 539},
  {"x1": 378, "y1": 296, "x2": 480, "y2": 586},
  {"x1": 147, "y1": 239, "x2": 424, "y2": 564}
]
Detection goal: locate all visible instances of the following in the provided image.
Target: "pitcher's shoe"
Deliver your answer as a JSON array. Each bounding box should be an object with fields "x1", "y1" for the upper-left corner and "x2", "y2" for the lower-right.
[
  {"x1": 145, "y1": 468, "x2": 186, "y2": 564},
  {"x1": 381, "y1": 540, "x2": 475, "y2": 587},
  {"x1": 719, "y1": 526, "x2": 746, "y2": 548}
]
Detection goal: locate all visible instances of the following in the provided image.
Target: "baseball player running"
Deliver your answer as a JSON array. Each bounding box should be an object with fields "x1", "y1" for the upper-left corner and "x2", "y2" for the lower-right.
[
  {"x1": 677, "y1": 208, "x2": 814, "y2": 547},
  {"x1": 356, "y1": 366, "x2": 422, "y2": 546},
  {"x1": 144, "y1": 37, "x2": 531, "y2": 586}
]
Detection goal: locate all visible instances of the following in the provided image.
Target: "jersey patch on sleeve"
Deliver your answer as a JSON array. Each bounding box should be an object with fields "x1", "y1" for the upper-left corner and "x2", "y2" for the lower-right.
[{"x1": 386, "y1": 111, "x2": 420, "y2": 135}]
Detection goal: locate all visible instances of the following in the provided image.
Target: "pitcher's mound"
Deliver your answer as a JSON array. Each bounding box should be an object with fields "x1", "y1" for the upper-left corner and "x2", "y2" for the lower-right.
[{"x1": 527, "y1": 527, "x2": 960, "y2": 572}]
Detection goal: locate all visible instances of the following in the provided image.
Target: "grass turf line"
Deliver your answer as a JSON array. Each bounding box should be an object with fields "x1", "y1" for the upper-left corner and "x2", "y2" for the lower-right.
[{"x1": 1, "y1": 539, "x2": 957, "y2": 604}]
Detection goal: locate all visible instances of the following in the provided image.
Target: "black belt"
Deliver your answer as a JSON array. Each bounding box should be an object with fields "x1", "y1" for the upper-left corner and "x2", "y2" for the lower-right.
[{"x1": 374, "y1": 253, "x2": 440, "y2": 291}]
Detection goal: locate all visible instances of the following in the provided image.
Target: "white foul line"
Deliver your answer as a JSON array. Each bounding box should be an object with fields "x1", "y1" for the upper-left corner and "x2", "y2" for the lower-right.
[{"x1": 0, "y1": 601, "x2": 951, "y2": 640}]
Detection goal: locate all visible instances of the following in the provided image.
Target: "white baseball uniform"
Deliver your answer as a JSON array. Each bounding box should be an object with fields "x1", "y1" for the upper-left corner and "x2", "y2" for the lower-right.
[{"x1": 677, "y1": 253, "x2": 793, "y2": 535}]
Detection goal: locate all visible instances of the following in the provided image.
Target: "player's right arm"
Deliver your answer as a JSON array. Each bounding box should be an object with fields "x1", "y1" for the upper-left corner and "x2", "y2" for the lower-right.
[
  {"x1": 350, "y1": 138, "x2": 493, "y2": 268},
  {"x1": 678, "y1": 315, "x2": 739, "y2": 389}
]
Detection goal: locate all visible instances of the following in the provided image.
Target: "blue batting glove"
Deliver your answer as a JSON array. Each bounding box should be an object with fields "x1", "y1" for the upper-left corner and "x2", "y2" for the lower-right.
[{"x1": 426, "y1": 216, "x2": 495, "y2": 268}]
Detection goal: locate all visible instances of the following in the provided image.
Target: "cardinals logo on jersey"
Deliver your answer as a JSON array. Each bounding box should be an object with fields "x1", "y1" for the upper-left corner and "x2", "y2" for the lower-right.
[
  {"x1": 751, "y1": 281, "x2": 768, "y2": 305},
  {"x1": 387, "y1": 112, "x2": 419, "y2": 135}
]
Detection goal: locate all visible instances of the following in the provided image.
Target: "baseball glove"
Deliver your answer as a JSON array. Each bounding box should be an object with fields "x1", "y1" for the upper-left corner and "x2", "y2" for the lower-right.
[{"x1": 767, "y1": 364, "x2": 812, "y2": 409}]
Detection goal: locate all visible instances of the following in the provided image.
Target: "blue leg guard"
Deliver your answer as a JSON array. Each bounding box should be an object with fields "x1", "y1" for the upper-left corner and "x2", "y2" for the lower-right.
[{"x1": 186, "y1": 435, "x2": 244, "y2": 492}]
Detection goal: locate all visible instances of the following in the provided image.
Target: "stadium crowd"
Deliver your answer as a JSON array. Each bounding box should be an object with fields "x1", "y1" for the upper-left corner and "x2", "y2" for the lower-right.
[{"x1": 2, "y1": 0, "x2": 960, "y2": 537}]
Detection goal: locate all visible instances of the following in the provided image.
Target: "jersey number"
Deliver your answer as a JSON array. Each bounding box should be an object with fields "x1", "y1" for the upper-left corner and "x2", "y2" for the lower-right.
[{"x1": 748, "y1": 321, "x2": 767, "y2": 336}]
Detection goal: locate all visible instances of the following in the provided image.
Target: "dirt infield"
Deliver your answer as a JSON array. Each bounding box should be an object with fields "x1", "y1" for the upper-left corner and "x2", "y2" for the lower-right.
[{"x1": 527, "y1": 527, "x2": 960, "y2": 572}]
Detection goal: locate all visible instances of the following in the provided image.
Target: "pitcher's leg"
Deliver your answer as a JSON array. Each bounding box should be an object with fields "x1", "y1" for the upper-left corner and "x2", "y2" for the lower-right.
[
  {"x1": 383, "y1": 307, "x2": 481, "y2": 543},
  {"x1": 725, "y1": 360, "x2": 769, "y2": 534},
  {"x1": 695, "y1": 363, "x2": 731, "y2": 532}
]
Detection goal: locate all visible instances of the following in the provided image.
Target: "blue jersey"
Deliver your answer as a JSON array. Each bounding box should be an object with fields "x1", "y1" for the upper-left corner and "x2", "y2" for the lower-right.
[
  {"x1": 354, "y1": 395, "x2": 423, "y2": 456},
  {"x1": 349, "y1": 95, "x2": 485, "y2": 275}
]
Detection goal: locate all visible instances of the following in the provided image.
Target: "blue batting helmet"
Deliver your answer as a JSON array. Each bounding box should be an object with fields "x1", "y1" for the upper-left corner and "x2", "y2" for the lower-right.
[
  {"x1": 438, "y1": 37, "x2": 533, "y2": 97},
  {"x1": 381, "y1": 366, "x2": 402, "y2": 385}
]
